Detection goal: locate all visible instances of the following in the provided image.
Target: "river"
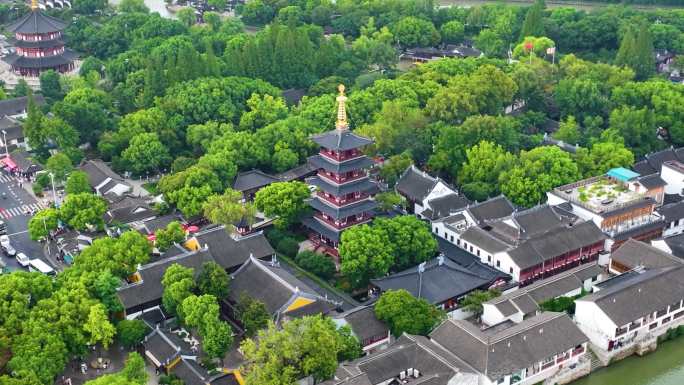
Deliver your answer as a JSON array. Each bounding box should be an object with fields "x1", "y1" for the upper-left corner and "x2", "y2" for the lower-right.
[
  {"x1": 439, "y1": 0, "x2": 684, "y2": 10},
  {"x1": 108, "y1": 0, "x2": 174, "y2": 18},
  {"x1": 572, "y1": 339, "x2": 684, "y2": 385}
]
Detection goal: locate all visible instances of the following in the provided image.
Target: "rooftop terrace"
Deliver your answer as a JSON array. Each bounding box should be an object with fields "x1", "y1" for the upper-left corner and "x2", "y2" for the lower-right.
[{"x1": 553, "y1": 176, "x2": 652, "y2": 214}]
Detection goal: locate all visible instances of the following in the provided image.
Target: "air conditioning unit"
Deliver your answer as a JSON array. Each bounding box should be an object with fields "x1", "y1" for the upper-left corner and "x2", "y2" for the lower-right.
[
  {"x1": 399, "y1": 371, "x2": 406, "y2": 380},
  {"x1": 407, "y1": 368, "x2": 414, "y2": 377},
  {"x1": 413, "y1": 370, "x2": 420, "y2": 378}
]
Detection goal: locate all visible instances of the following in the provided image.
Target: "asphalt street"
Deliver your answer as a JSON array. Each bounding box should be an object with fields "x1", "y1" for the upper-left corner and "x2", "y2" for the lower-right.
[{"x1": 0, "y1": 174, "x2": 51, "y2": 272}]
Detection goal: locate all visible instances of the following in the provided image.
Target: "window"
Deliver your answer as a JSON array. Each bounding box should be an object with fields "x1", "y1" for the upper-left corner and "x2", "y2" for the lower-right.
[
  {"x1": 496, "y1": 260, "x2": 501, "y2": 268},
  {"x1": 457, "y1": 239, "x2": 461, "y2": 246},
  {"x1": 477, "y1": 250, "x2": 480, "y2": 257},
  {"x1": 433, "y1": 227, "x2": 437, "y2": 233},
  {"x1": 488, "y1": 255, "x2": 492, "y2": 262},
  {"x1": 450, "y1": 235, "x2": 454, "y2": 242},
  {"x1": 509, "y1": 267, "x2": 513, "y2": 274}
]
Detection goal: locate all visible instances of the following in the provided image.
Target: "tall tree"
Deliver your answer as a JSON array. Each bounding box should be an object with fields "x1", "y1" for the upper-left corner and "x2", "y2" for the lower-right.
[
  {"x1": 338, "y1": 224, "x2": 394, "y2": 289},
  {"x1": 458, "y1": 141, "x2": 515, "y2": 201},
  {"x1": 254, "y1": 181, "x2": 311, "y2": 229},
  {"x1": 84, "y1": 304, "x2": 116, "y2": 350},
  {"x1": 374, "y1": 290, "x2": 444, "y2": 336},
  {"x1": 197, "y1": 262, "x2": 230, "y2": 300},
  {"x1": 519, "y1": 2, "x2": 545, "y2": 41}
]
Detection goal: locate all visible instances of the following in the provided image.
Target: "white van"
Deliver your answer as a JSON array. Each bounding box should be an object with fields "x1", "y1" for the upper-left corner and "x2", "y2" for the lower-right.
[{"x1": 28, "y1": 259, "x2": 56, "y2": 276}]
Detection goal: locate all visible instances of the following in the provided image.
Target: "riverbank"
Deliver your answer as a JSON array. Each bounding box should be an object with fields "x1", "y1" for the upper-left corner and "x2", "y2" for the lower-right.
[
  {"x1": 438, "y1": 0, "x2": 684, "y2": 11},
  {"x1": 571, "y1": 339, "x2": 684, "y2": 385}
]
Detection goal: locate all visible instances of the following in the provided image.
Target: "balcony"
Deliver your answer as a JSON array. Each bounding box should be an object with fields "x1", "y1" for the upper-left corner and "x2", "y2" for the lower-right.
[
  {"x1": 318, "y1": 171, "x2": 367, "y2": 185},
  {"x1": 317, "y1": 191, "x2": 370, "y2": 207},
  {"x1": 314, "y1": 213, "x2": 372, "y2": 229},
  {"x1": 320, "y1": 149, "x2": 363, "y2": 162}
]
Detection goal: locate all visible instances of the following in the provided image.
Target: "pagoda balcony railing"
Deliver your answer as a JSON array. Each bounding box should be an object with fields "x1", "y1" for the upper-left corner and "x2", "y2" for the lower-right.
[
  {"x1": 314, "y1": 213, "x2": 372, "y2": 229},
  {"x1": 318, "y1": 171, "x2": 367, "y2": 185},
  {"x1": 316, "y1": 192, "x2": 370, "y2": 207},
  {"x1": 320, "y1": 149, "x2": 362, "y2": 162}
]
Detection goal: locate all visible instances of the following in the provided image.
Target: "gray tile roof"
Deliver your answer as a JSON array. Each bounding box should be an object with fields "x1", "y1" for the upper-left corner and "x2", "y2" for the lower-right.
[
  {"x1": 370, "y1": 257, "x2": 496, "y2": 305},
  {"x1": 117, "y1": 248, "x2": 215, "y2": 310},
  {"x1": 423, "y1": 194, "x2": 470, "y2": 220},
  {"x1": 172, "y1": 359, "x2": 208, "y2": 385},
  {"x1": 611, "y1": 238, "x2": 683, "y2": 270},
  {"x1": 302, "y1": 216, "x2": 342, "y2": 242},
  {"x1": 311, "y1": 130, "x2": 373, "y2": 151},
  {"x1": 507, "y1": 221, "x2": 606, "y2": 269},
  {"x1": 486, "y1": 263, "x2": 603, "y2": 315},
  {"x1": 333, "y1": 334, "x2": 474, "y2": 385},
  {"x1": 512, "y1": 205, "x2": 567, "y2": 239},
  {"x1": 637, "y1": 174, "x2": 666, "y2": 189},
  {"x1": 0, "y1": 116, "x2": 21, "y2": 140},
  {"x1": 227, "y1": 256, "x2": 321, "y2": 316},
  {"x1": 309, "y1": 176, "x2": 377, "y2": 196},
  {"x1": 309, "y1": 197, "x2": 377, "y2": 219},
  {"x1": 657, "y1": 201, "x2": 684, "y2": 222},
  {"x1": 664, "y1": 233, "x2": 684, "y2": 259},
  {"x1": 192, "y1": 226, "x2": 275, "y2": 270},
  {"x1": 578, "y1": 266, "x2": 684, "y2": 326},
  {"x1": 467, "y1": 196, "x2": 515, "y2": 224},
  {"x1": 79, "y1": 159, "x2": 128, "y2": 189},
  {"x1": 7, "y1": 10, "x2": 66, "y2": 34},
  {"x1": 309, "y1": 154, "x2": 375, "y2": 174},
  {"x1": 511, "y1": 294, "x2": 538, "y2": 315},
  {"x1": 231, "y1": 169, "x2": 279, "y2": 192},
  {"x1": 0, "y1": 95, "x2": 45, "y2": 117},
  {"x1": 104, "y1": 204, "x2": 155, "y2": 225},
  {"x1": 276, "y1": 162, "x2": 317, "y2": 182},
  {"x1": 460, "y1": 226, "x2": 509, "y2": 253},
  {"x1": 395, "y1": 165, "x2": 440, "y2": 202},
  {"x1": 340, "y1": 306, "x2": 389, "y2": 342},
  {"x1": 430, "y1": 313, "x2": 588, "y2": 380}
]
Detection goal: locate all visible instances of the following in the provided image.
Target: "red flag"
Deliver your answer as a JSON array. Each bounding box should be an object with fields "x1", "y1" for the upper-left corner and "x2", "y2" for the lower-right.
[{"x1": 524, "y1": 42, "x2": 534, "y2": 51}]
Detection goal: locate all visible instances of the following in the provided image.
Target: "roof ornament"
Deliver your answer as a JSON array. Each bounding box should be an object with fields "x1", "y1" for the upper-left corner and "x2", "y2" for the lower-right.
[
  {"x1": 31, "y1": 0, "x2": 38, "y2": 10},
  {"x1": 335, "y1": 84, "x2": 348, "y2": 131}
]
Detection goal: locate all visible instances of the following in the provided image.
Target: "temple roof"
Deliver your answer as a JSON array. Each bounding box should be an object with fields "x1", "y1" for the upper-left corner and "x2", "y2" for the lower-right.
[
  {"x1": 308, "y1": 154, "x2": 374, "y2": 174},
  {"x1": 12, "y1": 38, "x2": 64, "y2": 49},
  {"x1": 7, "y1": 10, "x2": 67, "y2": 34},
  {"x1": 5, "y1": 49, "x2": 77, "y2": 68},
  {"x1": 311, "y1": 130, "x2": 373, "y2": 151}
]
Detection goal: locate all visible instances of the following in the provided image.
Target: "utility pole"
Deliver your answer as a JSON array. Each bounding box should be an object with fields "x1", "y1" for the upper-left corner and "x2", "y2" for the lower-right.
[
  {"x1": 49, "y1": 172, "x2": 58, "y2": 207},
  {"x1": 1, "y1": 129, "x2": 7, "y2": 157}
]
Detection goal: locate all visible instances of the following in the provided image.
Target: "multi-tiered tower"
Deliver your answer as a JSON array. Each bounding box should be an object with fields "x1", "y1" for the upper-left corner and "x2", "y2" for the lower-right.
[
  {"x1": 5, "y1": 0, "x2": 76, "y2": 77},
  {"x1": 303, "y1": 85, "x2": 377, "y2": 258}
]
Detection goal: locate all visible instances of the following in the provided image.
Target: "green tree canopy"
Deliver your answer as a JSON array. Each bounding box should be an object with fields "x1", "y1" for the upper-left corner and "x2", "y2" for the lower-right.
[
  {"x1": 500, "y1": 146, "x2": 581, "y2": 207},
  {"x1": 254, "y1": 181, "x2": 311, "y2": 229},
  {"x1": 236, "y1": 293, "x2": 270, "y2": 337},
  {"x1": 203, "y1": 189, "x2": 256, "y2": 228},
  {"x1": 65, "y1": 171, "x2": 92, "y2": 195},
  {"x1": 339, "y1": 224, "x2": 394, "y2": 289},
  {"x1": 460, "y1": 289, "x2": 501, "y2": 318},
  {"x1": 458, "y1": 140, "x2": 515, "y2": 201},
  {"x1": 374, "y1": 289, "x2": 444, "y2": 336},
  {"x1": 374, "y1": 216, "x2": 437, "y2": 271},
  {"x1": 28, "y1": 208, "x2": 59, "y2": 241},
  {"x1": 391, "y1": 16, "x2": 440, "y2": 48},
  {"x1": 59, "y1": 193, "x2": 108, "y2": 231},
  {"x1": 161, "y1": 264, "x2": 195, "y2": 317},
  {"x1": 241, "y1": 315, "x2": 357, "y2": 384},
  {"x1": 197, "y1": 261, "x2": 230, "y2": 300}
]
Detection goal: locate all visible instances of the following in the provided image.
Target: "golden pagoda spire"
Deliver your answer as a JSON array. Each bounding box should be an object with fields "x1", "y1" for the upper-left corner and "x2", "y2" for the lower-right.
[
  {"x1": 335, "y1": 84, "x2": 348, "y2": 131},
  {"x1": 31, "y1": 0, "x2": 38, "y2": 10}
]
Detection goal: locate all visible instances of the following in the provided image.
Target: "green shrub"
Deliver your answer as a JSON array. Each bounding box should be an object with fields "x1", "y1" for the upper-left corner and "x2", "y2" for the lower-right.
[
  {"x1": 276, "y1": 237, "x2": 299, "y2": 258},
  {"x1": 295, "y1": 251, "x2": 336, "y2": 280},
  {"x1": 32, "y1": 183, "x2": 44, "y2": 197}
]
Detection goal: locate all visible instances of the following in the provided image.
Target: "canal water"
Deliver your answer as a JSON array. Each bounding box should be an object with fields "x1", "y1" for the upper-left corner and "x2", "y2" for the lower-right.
[{"x1": 571, "y1": 339, "x2": 684, "y2": 385}]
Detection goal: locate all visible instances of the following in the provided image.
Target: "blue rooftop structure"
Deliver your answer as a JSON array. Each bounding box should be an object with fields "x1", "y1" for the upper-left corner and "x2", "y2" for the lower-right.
[{"x1": 606, "y1": 167, "x2": 640, "y2": 182}]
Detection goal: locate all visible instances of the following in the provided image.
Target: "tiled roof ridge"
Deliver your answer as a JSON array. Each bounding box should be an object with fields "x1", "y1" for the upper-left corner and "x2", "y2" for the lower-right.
[
  {"x1": 246, "y1": 255, "x2": 298, "y2": 294},
  {"x1": 488, "y1": 312, "x2": 565, "y2": 343},
  {"x1": 403, "y1": 334, "x2": 468, "y2": 372},
  {"x1": 139, "y1": 246, "x2": 208, "y2": 271}
]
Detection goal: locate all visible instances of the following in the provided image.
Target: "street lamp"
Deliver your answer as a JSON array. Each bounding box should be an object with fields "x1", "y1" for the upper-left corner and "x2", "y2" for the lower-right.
[
  {"x1": 49, "y1": 172, "x2": 58, "y2": 207},
  {"x1": 43, "y1": 215, "x2": 50, "y2": 257},
  {"x1": 1, "y1": 129, "x2": 7, "y2": 157}
]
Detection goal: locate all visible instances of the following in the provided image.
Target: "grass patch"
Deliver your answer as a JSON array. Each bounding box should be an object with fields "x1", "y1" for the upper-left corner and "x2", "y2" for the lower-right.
[{"x1": 142, "y1": 182, "x2": 159, "y2": 195}]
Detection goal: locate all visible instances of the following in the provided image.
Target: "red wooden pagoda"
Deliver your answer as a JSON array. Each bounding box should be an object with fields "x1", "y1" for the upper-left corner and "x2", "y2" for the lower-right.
[
  {"x1": 4, "y1": 0, "x2": 76, "y2": 77},
  {"x1": 303, "y1": 84, "x2": 377, "y2": 257}
]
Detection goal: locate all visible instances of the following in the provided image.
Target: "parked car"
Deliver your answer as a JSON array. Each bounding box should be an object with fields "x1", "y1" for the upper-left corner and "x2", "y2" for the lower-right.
[
  {"x1": 0, "y1": 220, "x2": 6, "y2": 235},
  {"x1": 28, "y1": 259, "x2": 55, "y2": 276},
  {"x1": 15, "y1": 252, "x2": 30, "y2": 267},
  {"x1": 0, "y1": 235, "x2": 15, "y2": 256}
]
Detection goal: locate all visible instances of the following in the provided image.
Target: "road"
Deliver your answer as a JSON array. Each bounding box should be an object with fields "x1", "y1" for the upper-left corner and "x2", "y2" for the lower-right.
[{"x1": 0, "y1": 173, "x2": 51, "y2": 272}]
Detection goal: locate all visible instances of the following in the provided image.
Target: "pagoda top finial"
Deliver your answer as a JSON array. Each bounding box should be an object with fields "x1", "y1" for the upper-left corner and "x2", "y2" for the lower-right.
[
  {"x1": 31, "y1": 0, "x2": 38, "y2": 10},
  {"x1": 335, "y1": 84, "x2": 348, "y2": 131}
]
